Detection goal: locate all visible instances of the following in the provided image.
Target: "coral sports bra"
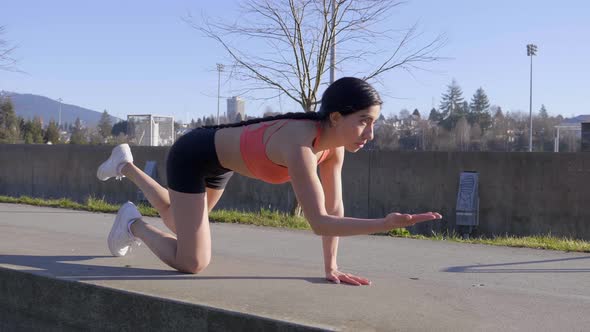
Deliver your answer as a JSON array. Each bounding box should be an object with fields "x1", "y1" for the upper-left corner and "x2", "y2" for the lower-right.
[{"x1": 239, "y1": 120, "x2": 331, "y2": 184}]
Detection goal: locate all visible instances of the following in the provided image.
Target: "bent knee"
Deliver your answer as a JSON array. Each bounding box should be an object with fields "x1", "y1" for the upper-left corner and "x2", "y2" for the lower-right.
[{"x1": 177, "y1": 258, "x2": 210, "y2": 274}]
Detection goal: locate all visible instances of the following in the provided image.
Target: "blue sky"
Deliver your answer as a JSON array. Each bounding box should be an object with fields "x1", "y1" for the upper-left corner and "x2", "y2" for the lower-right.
[{"x1": 2, "y1": 0, "x2": 589, "y2": 122}]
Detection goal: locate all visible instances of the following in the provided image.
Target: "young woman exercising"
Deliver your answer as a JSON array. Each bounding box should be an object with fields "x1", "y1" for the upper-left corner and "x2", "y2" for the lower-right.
[{"x1": 97, "y1": 77, "x2": 442, "y2": 286}]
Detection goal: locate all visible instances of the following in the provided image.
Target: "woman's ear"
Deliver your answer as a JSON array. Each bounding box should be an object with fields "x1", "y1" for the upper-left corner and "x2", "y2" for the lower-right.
[{"x1": 329, "y1": 112, "x2": 342, "y2": 127}]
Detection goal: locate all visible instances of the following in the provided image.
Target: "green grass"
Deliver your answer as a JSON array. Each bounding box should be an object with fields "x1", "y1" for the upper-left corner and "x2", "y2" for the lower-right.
[
  {"x1": 0, "y1": 195, "x2": 309, "y2": 230},
  {"x1": 1, "y1": 195, "x2": 589, "y2": 253}
]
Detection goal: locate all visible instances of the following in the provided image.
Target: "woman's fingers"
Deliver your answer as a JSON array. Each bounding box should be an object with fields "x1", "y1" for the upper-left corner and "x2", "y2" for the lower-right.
[
  {"x1": 348, "y1": 274, "x2": 371, "y2": 285},
  {"x1": 339, "y1": 273, "x2": 362, "y2": 286},
  {"x1": 327, "y1": 271, "x2": 372, "y2": 286},
  {"x1": 410, "y1": 212, "x2": 443, "y2": 224}
]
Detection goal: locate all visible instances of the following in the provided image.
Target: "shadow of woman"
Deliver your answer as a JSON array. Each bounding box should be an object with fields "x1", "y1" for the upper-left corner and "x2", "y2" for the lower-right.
[{"x1": 0, "y1": 254, "x2": 329, "y2": 284}]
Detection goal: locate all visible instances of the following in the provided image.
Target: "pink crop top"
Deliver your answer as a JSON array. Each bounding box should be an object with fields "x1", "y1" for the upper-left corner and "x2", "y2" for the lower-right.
[{"x1": 239, "y1": 119, "x2": 330, "y2": 184}]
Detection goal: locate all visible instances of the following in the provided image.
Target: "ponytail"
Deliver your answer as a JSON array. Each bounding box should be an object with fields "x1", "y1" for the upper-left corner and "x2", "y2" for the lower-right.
[
  {"x1": 202, "y1": 77, "x2": 381, "y2": 130},
  {"x1": 202, "y1": 111, "x2": 326, "y2": 129}
]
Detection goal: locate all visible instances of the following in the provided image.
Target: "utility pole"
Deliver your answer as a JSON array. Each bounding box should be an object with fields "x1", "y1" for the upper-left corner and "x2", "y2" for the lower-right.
[
  {"x1": 216, "y1": 63, "x2": 224, "y2": 125},
  {"x1": 526, "y1": 44, "x2": 538, "y2": 152},
  {"x1": 330, "y1": 0, "x2": 336, "y2": 84},
  {"x1": 57, "y1": 98, "x2": 63, "y2": 130}
]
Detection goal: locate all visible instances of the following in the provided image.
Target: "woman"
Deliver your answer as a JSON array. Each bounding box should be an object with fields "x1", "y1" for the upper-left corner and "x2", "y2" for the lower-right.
[{"x1": 97, "y1": 77, "x2": 442, "y2": 286}]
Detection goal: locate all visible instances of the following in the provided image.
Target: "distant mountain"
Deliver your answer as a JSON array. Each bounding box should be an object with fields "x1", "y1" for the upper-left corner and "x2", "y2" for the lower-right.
[{"x1": 0, "y1": 91, "x2": 122, "y2": 127}]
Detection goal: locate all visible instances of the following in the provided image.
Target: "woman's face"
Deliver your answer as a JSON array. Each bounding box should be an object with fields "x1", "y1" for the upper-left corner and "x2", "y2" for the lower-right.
[{"x1": 332, "y1": 104, "x2": 381, "y2": 152}]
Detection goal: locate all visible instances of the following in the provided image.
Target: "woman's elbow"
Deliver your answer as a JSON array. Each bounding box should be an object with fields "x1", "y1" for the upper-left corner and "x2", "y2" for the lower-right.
[{"x1": 308, "y1": 215, "x2": 333, "y2": 236}]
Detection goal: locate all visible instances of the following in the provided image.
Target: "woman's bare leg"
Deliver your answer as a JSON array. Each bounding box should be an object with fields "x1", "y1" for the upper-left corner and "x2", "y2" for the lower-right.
[
  {"x1": 130, "y1": 189, "x2": 211, "y2": 273},
  {"x1": 120, "y1": 161, "x2": 226, "y2": 234},
  {"x1": 120, "y1": 163, "x2": 177, "y2": 232},
  {"x1": 120, "y1": 162, "x2": 170, "y2": 213}
]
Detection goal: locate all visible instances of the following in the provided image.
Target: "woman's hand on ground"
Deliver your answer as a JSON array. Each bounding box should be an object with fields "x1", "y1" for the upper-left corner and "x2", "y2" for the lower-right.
[
  {"x1": 385, "y1": 212, "x2": 442, "y2": 229},
  {"x1": 325, "y1": 269, "x2": 371, "y2": 286}
]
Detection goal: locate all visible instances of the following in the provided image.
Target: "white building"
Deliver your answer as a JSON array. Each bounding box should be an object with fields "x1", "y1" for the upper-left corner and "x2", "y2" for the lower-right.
[{"x1": 227, "y1": 96, "x2": 245, "y2": 123}]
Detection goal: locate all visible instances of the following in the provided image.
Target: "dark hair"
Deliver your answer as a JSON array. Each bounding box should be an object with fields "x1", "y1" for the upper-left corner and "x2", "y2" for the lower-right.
[{"x1": 203, "y1": 77, "x2": 382, "y2": 129}]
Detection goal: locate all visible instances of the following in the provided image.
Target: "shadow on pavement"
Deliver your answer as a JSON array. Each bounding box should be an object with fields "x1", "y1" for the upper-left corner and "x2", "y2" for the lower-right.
[
  {"x1": 443, "y1": 255, "x2": 590, "y2": 273},
  {"x1": 0, "y1": 254, "x2": 329, "y2": 284}
]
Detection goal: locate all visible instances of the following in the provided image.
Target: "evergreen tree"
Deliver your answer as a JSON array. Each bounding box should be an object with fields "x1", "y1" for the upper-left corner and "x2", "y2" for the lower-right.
[
  {"x1": 21, "y1": 118, "x2": 43, "y2": 144},
  {"x1": 412, "y1": 108, "x2": 421, "y2": 119},
  {"x1": 0, "y1": 97, "x2": 19, "y2": 143},
  {"x1": 428, "y1": 107, "x2": 442, "y2": 123},
  {"x1": 492, "y1": 106, "x2": 504, "y2": 121},
  {"x1": 438, "y1": 80, "x2": 466, "y2": 130},
  {"x1": 539, "y1": 104, "x2": 549, "y2": 119},
  {"x1": 439, "y1": 79, "x2": 465, "y2": 119},
  {"x1": 44, "y1": 120, "x2": 60, "y2": 144},
  {"x1": 470, "y1": 87, "x2": 491, "y2": 113},
  {"x1": 111, "y1": 120, "x2": 127, "y2": 136},
  {"x1": 30, "y1": 117, "x2": 44, "y2": 143},
  {"x1": 465, "y1": 88, "x2": 492, "y2": 132},
  {"x1": 97, "y1": 110, "x2": 113, "y2": 140},
  {"x1": 70, "y1": 117, "x2": 86, "y2": 144},
  {"x1": 17, "y1": 117, "x2": 25, "y2": 141}
]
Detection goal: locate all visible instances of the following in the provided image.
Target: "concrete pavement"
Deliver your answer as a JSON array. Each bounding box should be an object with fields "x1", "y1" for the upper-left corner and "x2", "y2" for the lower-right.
[{"x1": 1, "y1": 202, "x2": 590, "y2": 331}]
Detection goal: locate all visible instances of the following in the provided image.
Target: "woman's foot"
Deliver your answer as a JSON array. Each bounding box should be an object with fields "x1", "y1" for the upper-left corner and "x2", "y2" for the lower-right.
[
  {"x1": 108, "y1": 201, "x2": 142, "y2": 257},
  {"x1": 97, "y1": 144, "x2": 133, "y2": 181}
]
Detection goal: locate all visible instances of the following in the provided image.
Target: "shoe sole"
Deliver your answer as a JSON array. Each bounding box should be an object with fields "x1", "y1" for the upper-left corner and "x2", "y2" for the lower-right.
[
  {"x1": 108, "y1": 203, "x2": 134, "y2": 257},
  {"x1": 97, "y1": 144, "x2": 131, "y2": 181}
]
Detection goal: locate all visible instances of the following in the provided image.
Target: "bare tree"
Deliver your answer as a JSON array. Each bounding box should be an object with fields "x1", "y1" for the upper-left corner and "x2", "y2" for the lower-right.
[
  {"x1": 0, "y1": 26, "x2": 18, "y2": 72},
  {"x1": 374, "y1": 122, "x2": 399, "y2": 150},
  {"x1": 187, "y1": 0, "x2": 445, "y2": 112},
  {"x1": 453, "y1": 116, "x2": 470, "y2": 151}
]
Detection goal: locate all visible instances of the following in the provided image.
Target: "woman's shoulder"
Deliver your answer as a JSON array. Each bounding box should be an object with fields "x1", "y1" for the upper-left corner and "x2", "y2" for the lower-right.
[{"x1": 279, "y1": 119, "x2": 320, "y2": 147}]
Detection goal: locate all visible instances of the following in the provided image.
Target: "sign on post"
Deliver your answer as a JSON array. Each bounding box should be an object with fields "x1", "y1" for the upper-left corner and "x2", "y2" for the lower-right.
[{"x1": 456, "y1": 171, "x2": 479, "y2": 237}]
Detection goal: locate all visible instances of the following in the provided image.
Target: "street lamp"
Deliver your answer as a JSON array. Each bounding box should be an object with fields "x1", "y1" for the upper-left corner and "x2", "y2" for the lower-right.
[
  {"x1": 216, "y1": 63, "x2": 224, "y2": 125},
  {"x1": 526, "y1": 43, "x2": 537, "y2": 152},
  {"x1": 57, "y1": 98, "x2": 63, "y2": 130}
]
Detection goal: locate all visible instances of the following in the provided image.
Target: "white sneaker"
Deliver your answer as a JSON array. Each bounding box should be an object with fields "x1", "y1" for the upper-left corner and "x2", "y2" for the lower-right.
[
  {"x1": 108, "y1": 201, "x2": 142, "y2": 257},
  {"x1": 97, "y1": 144, "x2": 133, "y2": 181}
]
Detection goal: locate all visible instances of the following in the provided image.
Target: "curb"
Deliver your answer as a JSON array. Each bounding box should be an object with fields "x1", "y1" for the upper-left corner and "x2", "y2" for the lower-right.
[{"x1": 0, "y1": 267, "x2": 331, "y2": 331}]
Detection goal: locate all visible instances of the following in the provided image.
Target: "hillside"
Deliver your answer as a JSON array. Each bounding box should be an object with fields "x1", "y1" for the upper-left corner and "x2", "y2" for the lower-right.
[{"x1": 0, "y1": 91, "x2": 121, "y2": 126}]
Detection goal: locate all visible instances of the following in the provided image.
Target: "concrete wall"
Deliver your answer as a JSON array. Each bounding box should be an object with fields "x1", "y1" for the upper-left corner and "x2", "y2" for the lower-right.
[
  {"x1": 0, "y1": 267, "x2": 326, "y2": 331},
  {"x1": 1, "y1": 144, "x2": 589, "y2": 240}
]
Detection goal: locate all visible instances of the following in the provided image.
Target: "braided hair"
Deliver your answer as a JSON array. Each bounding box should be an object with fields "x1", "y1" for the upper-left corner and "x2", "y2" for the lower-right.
[{"x1": 203, "y1": 77, "x2": 382, "y2": 129}]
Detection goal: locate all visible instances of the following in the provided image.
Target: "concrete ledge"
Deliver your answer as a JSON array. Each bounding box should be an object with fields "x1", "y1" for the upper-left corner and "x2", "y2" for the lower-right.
[
  {"x1": 2, "y1": 204, "x2": 590, "y2": 331},
  {"x1": 0, "y1": 267, "x2": 328, "y2": 331}
]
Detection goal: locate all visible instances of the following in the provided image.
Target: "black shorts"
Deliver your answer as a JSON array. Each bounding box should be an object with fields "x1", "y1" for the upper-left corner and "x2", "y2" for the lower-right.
[{"x1": 166, "y1": 127, "x2": 234, "y2": 194}]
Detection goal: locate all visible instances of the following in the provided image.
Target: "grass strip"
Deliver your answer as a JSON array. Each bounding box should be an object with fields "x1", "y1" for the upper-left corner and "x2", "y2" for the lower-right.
[{"x1": 1, "y1": 195, "x2": 588, "y2": 253}]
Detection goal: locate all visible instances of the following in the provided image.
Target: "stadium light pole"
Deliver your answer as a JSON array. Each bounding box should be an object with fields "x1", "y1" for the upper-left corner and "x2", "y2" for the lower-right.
[
  {"x1": 526, "y1": 44, "x2": 537, "y2": 152},
  {"x1": 216, "y1": 63, "x2": 224, "y2": 125},
  {"x1": 330, "y1": 0, "x2": 336, "y2": 84},
  {"x1": 57, "y1": 98, "x2": 63, "y2": 130}
]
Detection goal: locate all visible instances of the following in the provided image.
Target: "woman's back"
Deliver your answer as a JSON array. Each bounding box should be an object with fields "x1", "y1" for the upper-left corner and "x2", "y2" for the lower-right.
[{"x1": 214, "y1": 119, "x2": 331, "y2": 181}]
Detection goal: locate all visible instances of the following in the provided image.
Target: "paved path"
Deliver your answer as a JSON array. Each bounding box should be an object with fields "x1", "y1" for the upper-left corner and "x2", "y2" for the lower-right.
[{"x1": 1, "y1": 203, "x2": 589, "y2": 331}]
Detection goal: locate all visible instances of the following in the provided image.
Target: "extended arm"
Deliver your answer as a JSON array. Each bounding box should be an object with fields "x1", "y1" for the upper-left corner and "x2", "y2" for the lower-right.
[{"x1": 319, "y1": 147, "x2": 344, "y2": 275}]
